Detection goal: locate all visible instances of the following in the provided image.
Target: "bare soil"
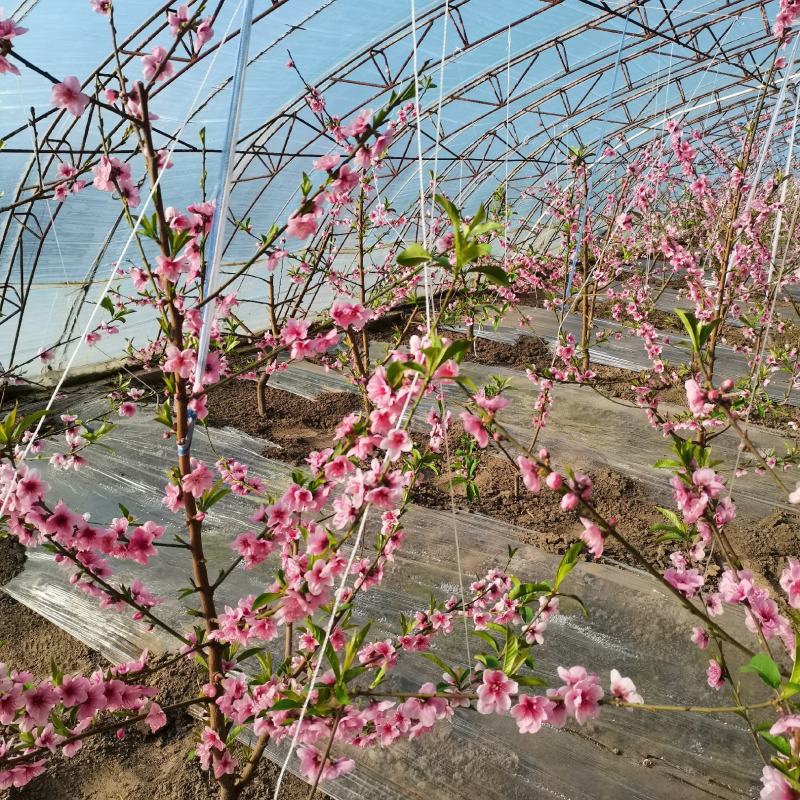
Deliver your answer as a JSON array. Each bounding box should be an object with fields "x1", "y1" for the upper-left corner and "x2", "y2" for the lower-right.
[
  {"x1": 207, "y1": 380, "x2": 361, "y2": 465},
  {"x1": 410, "y1": 442, "x2": 669, "y2": 569},
  {"x1": 593, "y1": 299, "x2": 800, "y2": 352},
  {"x1": 459, "y1": 333, "x2": 551, "y2": 371},
  {"x1": 588, "y1": 364, "x2": 685, "y2": 406},
  {"x1": 0, "y1": 542, "x2": 312, "y2": 800},
  {"x1": 728, "y1": 510, "x2": 800, "y2": 598},
  {"x1": 587, "y1": 364, "x2": 800, "y2": 432}
]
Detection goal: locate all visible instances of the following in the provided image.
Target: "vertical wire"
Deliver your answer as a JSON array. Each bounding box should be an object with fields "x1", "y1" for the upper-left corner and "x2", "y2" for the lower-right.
[
  {"x1": 271, "y1": 369, "x2": 425, "y2": 798},
  {"x1": 427, "y1": 0, "x2": 449, "y2": 319},
  {"x1": 504, "y1": 25, "x2": 511, "y2": 270},
  {"x1": 412, "y1": 0, "x2": 471, "y2": 667},
  {"x1": 410, "y1": 0, "x2": 432, "y2": 331},
  {"x1": 273, "y1": 5, "x2": 450, "y2": 789},
  {"x1": 564, "y1": 8, "x2": 631, "y2": 297}
]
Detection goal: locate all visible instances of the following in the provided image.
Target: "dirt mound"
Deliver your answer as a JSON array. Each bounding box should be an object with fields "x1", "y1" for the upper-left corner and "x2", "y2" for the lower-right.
[
  {"x1": 0, "y1": 534, "x2": 26, "y2": 586},
  {"x1": 207, "y1": 380, "x2": 361, "y2": 464},
  {"x1": 412, "y1": 442, "x2": 664, "y2": 569},
  {"x1": 463, "y1": 334, "x2": 551, "y2": 371},
  {"x1": 728, "y1": 510, "x2": 800, "y2": 596}
]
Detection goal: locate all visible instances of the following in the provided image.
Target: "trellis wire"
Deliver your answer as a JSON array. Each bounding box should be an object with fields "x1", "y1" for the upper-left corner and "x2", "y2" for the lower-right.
[
  {"x1": 271, "y1": 366, "x2": 426, "y2": 799},
  {"x1": 559, "y1": 9, "x2": 631, "y2": 298}
]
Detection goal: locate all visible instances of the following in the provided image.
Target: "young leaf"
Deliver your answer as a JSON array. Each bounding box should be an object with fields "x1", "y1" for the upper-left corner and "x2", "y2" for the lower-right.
[
  {"x1": 397, "y1": 243, "x2": 432, "y2": 266},
  {"x1": 554, "y1": 541, "x2": 584, "y2": 591},
  {"x1": 435, "y1": 193, "x2": 461, "y2": 229},
  {"x1": 471, "y1": 264, "x2": 510, "y2": 287},
  {"x1": 741, "y1": 653, "x2": 781, "y2": 689},
  {"x1": 759, "y1": 731, "x2": 792, "y2": 757}
]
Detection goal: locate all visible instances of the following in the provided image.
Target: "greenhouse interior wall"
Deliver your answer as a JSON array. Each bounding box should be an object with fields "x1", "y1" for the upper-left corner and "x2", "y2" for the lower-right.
[{"x1": 0, "y1": 2, "x2": 799, "y2": 800}]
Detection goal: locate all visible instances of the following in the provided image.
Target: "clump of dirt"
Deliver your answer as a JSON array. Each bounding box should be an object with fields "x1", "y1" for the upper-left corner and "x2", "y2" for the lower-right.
[
  {"x1": 749, "y1": 402, "x2": 800, "y2": 432},
  {"x1": 728, "y1": 510, "x2": 800, "y2": 597},
  {"x1": 0, "y1": 535, "x2": 26, "y2": 586},
  {"x1": 0, "y1": 503, "x2": 314, "y2": 798},
  {"x1": 593, "y1": 300, "x2": 685, "y2": 336},
  {"x1": 513, "y1": 289, "x2": 547, "y2": 308},
  {"x1": 0, "y1": 570, "x2": 314, "y2": 800},
  {"x1": 206, "y1": 380, "x2": 361, "y2": 464},
  {"x1": 589, "y1": 364, "x2": 684, "y2": 405},
  {"x1": 460, "y1": 334, "x2": 551, "y2": 371},
  {"x1": 369, "y1": 311, "x2": 552, "y2": 372},
  {"x1": 0, "y1": 594, "x2": 103, "y2": 680},
  {"x1": 411, "y1": 443, "x2": 666, "y2": 569},
  {"x1": 581, "y1": 364, "x2": 799, "y2": 432}
]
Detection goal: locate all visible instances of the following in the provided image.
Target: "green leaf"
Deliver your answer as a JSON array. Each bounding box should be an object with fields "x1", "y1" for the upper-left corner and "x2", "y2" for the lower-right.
[
  {"x1": 741, "y1": 653, "x2": 781, "y2": 689},
  {"x1": 235, "y1": 647, "x2": 263, "y2": 664},
  {"x1": 675, "y1": 309, "x2": 701, "y2": 353},
  {"x1": 468, "y1": 203, "x2": 486, "y2": 232},
  {"x1": 454, "y1": 375, "x2": 479, "y2": 394},
  {"x1": 421, "y1": 651, "x2": 457, "y2": 679},
  {"x1": 226, "y1": 724, "x2": 246, "y2": 746},
  {"x1": 270, "y1": 697, "x2": 303, "y2": 711},
  {"x1": 554, "y1": 541, "x2": 584, "y2": 591},
  {"x1": 369, "y1": 667, "x2": 386, "y2": 689},
  {"x1": 341, "y1": 666, "x2": 367, "y2": 683},
  {"x1": 516, "y1": 674, "x2": 547, "y2": 688},
  {"x1": 789, "y1": 638, "x2": 800, "y2": 685},
  {"x1": 261, "y1": 224, "x2": 280, "y2": 248},
  {"x1": 397, "y1": 243, "x2": 432, "y2": 266},
  {"x1": 252, "y1": 591, "x2": 281, "y2": 610},
  {"x1": 343, "y1": 622, "x2": 371, "y2": 671},
  {"x1": 13, "y1": 409, "x2": 47, "y2": 439},
  {"x1": 441, "y1": 339, "x2": 470, "y2": 364},
  {"x1": 557, "y1": 592, "x2": 589, "y2": 618},
  {"x1": 435, "y1": 194, "x2": 461, "y2": 229},
  {"x1": 386, "y1": 359, "x2": 411, "y2": 387},
  {"x1": 334, "y1": 682, "x2": 350, "y2": 705},
  {"x1": 502, "y1": 629, "x2": 520, "y2": 673},
  {"x1": 697, "y1": 318, "x2": 720, "y2": 349},
  {"x1": 655, "y1": 507, "x2": 683, "y2": 529},
  {"x1": 475, "y1": 653, "x2": 500, "y2": 670},
  {"x1": 780, "y1": 681, "x2": 800, "y2": 700},
  {"x1": 325, "y1": 641, "x2": 341, "y2": 681},
  {"x1": 471, "y1": 629, "x2": 499, "y2": 653},
  {"x1": 759, "y1": 732, "x2": 792, "y2": 757},
  {"x1": 154, "y1": 402, "x2": 173, "y2": 428},
  {"x1": 471, "y1": 264, "x2": 510, "y2": 287}
]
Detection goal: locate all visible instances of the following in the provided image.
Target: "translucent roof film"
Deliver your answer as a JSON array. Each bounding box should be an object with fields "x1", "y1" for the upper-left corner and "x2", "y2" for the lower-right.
[{"x1": 0, "y1": 0, "x2": 789, "y2": 369}]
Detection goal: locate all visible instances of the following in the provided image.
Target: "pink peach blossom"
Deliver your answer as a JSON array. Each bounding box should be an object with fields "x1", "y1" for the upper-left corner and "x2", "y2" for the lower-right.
[{"x1": 51, "y1": 77, "x2": 90, "y2": 118}]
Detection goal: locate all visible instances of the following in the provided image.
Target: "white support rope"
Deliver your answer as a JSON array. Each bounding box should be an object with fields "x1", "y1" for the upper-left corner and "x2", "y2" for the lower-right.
[
  {"x1": 271, "y1": 370, "x2": 424, "y2": 799},
  {"x1": 503, "y1": 25, "x2": 511, "y2": 270},
  {"x1": 274, "y1": 8, "x2": 457, "y2": 790},
  {"x1": 427, "y1": 0, "x2": 449, "y2": 320},
  {"x1": 0, "y1": 0, "x2": 245, "y2": 516},
  {"x1": 416, "y1": 0, "x2": 471, "y2": 666},
  {"x1": 428, "y1": 0, "x2": 449, "y2": 232},
  {"x1": 745, "y1": 34, "x2": 800, "y2": 213}
]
